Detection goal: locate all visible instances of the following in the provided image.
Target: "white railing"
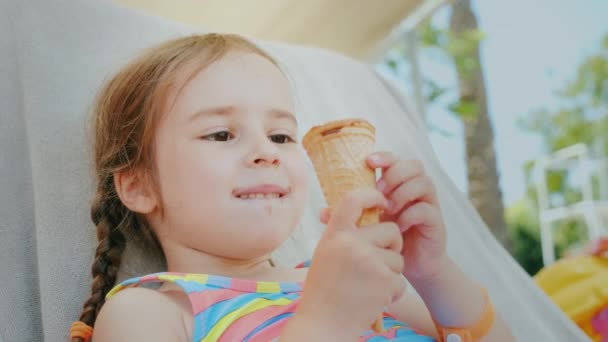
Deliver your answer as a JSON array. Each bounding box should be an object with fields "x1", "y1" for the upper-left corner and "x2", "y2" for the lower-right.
[{"x1": 534, "y1": 143, "x2": 608, "y2": 265}]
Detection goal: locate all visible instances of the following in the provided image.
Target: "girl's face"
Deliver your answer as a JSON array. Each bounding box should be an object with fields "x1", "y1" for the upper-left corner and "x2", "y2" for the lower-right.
[{"x1": 151, "y1": 52, "x2": 309, "y2": 260}]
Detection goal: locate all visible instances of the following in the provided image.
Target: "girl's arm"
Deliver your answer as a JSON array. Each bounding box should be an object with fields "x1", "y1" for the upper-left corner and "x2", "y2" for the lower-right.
[
  {"x1": 387, "y1": 289, "x2": 439, "y2": 338},
  {"x1": 366, "y1": 152, "x2": 515, "y2": 341},
  {"x1": 393, "y1": 256, "x2": 515, "y2": 341}
]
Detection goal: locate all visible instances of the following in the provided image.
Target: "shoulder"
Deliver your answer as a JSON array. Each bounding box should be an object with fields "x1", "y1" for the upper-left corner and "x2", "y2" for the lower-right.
[{"x1": 93, "y1": 287, "x2": 189, "y2": 342}]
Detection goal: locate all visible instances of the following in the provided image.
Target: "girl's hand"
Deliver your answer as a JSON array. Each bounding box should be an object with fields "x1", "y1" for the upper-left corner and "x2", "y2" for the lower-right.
[
  {"x1": 366, "y1": 152, "x2": 447, "y2": 282},
  {"x1": 299, "y1": 188, "x2": 406, "y2": 338}
]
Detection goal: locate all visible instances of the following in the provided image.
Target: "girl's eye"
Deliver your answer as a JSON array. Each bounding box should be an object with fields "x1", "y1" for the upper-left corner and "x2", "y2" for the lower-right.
[
  {"x1": 202, "y1": 131, "x2": 234, "y2": 142},
  {"x1": 270, "y1": 134, "x2": 295, "y2": 144}
]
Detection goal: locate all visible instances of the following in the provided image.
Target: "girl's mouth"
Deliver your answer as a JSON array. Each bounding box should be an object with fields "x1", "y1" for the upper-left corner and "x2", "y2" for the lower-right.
[
  {"x1": 236, "y1": 193, "x2": 284, "y2": 200},
  {"x1": 233, "y1": 184, "x2": 290, "y2": 200}
]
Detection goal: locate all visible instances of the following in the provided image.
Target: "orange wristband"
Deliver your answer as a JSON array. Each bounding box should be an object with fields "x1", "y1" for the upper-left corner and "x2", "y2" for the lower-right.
[{"x1": 432, "y1": 287, "x2": 495, "y2": 342}]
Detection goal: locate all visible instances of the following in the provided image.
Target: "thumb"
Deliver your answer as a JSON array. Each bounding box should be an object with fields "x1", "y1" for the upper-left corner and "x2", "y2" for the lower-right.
[{"x1": 327, "y1": 188, "x2": 388, "y2": 233}]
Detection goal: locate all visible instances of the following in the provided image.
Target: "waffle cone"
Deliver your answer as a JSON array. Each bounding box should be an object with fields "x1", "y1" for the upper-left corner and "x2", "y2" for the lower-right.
[{"x1": 303, "y1": 119, "x2": 380, "y2": 226}]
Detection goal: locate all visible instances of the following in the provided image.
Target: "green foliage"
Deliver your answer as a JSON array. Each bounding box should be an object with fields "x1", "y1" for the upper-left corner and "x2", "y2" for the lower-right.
[
  {"x1": 505, "y1": 199, "x2": 544, "y2": 275},
  {"x1": 546, "y1": 170, "x2": 566, "y2": 195},
  {"x1": 563, "y1": 35, "x2": 608, "y2": 106},
  {"x1": 384, "y1": 18, "x2": 486, "y2": 121},
  {"x1": 553, "y1": 220, "x2": 588, "y2": 258},
  {"x1": 448, "y1": 99, "x2": 478, "y2": 119},
  {"x1": 425, "y1": 79, "x2": 448, "y2": 103},
  {"x1": 505, "y1": 199, "x2": 588, "y2": 275},
  {"x1": 510, "y1": 224, "x2": 544, "y2": 275},
  {"x1": 419, "y1": 19, "x2": 446, "y2": 48},
  {"x1": 447, "y1": 29, "x2": 485, "y2": 77},
  {"x1": 519, "y1": 107, "x2": 605, "y2": 152},
  {"x1": 386, "y1": 58, "x2": 399, "y2": 72}
]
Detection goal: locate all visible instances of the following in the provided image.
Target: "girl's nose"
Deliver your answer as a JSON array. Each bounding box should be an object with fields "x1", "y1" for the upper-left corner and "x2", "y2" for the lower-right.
[{"x1": 247, "y1": 136, "x2": 281, "y2": 167}]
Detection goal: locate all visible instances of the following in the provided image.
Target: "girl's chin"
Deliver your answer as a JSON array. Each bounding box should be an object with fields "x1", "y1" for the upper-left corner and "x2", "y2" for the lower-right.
[{"x1": 230, "y1": 225, "x2": 292, "y2": 245}]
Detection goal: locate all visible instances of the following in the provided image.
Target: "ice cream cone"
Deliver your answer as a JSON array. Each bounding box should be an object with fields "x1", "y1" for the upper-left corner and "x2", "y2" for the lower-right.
[
  {"x1": 303, "y1": 118, "x2": 381, "y2": 226},
  {"x1": 303, "y1": 118, "x2": 384, "y2": 332}
]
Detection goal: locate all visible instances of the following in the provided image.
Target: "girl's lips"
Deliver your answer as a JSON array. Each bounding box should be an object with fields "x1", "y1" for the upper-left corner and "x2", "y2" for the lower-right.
[{"x1": 233, "y1": 184, "x2": 290, "y2": 199}]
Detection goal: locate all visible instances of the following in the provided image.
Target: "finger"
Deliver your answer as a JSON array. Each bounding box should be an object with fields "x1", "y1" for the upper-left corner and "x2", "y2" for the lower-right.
[
  {"x1": 357, "y1": 222, "x2": 403, "y2": 252},
  {"x1": 319, "y1": 208, "x2": 330, "y2": 224},
  {"x1": 328, "y1": 189, "x2": 389, "y2": 233},
  {"x1": 373, "y1": 247, "x2": 405, "y2": 274},
  {"x1": 386, "y1": 176, "x2": 437, "y2": 215},
  {"x1": 366, "y1": 151, "x2": 399, "y2": 169},
  {"x1": 397, "y1": 202, "x2": 441, "y2": 234},
  {"x1": 377, "y1": 159, "x2": 425, "y2": 195}
]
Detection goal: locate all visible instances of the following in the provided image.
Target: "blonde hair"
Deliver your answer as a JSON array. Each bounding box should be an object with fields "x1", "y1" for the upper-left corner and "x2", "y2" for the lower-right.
[{"x1": 72, "y1": 33, "x2": 279, "y2": 341}]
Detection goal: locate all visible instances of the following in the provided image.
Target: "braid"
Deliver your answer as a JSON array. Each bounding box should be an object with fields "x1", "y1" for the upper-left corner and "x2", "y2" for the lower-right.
[{"x1": 72, "y1": 175, "x2": 131, "y2": 341}]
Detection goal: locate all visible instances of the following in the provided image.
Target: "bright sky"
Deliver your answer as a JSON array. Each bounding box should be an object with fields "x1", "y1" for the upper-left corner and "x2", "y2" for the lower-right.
[{"x1": 378, "y1": 0, "x2": 608, "y2": 207}]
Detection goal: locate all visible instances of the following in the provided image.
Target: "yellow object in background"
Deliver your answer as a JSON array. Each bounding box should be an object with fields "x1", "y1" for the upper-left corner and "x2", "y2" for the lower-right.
[{"x1": 535, "y1": 255, "x2": 608, "y2": 341}]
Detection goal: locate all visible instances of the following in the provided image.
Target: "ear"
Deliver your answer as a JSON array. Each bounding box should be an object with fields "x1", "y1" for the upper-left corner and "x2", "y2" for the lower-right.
[{"x1": 114, "y1": 170, "x2": 157, "y2": 215}]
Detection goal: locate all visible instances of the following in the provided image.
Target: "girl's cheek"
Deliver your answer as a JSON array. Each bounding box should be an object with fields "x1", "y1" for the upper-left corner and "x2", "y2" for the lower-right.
[{"x1": 290, "y1": 157, "x2": 309, "y2": 188}]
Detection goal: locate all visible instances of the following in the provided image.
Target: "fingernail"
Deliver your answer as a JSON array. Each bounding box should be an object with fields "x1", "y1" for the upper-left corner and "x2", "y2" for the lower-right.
[
  {"x1": 368, "y1": 154, "x2": 381, "y2": 164},
  {"x1": 377, "y1": 179, "x2": 386, "y2": 192}
]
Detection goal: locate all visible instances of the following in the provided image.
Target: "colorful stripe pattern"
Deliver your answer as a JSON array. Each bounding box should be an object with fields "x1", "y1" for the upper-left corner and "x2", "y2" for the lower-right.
[{"x1": 107, "y1": 265, "x2": 435, "y2": 341}]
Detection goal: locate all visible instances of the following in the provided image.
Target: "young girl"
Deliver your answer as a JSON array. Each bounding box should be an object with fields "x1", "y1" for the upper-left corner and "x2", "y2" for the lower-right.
[{"x1": 69, "y1": 33, "x2": 514, "y2": 342}]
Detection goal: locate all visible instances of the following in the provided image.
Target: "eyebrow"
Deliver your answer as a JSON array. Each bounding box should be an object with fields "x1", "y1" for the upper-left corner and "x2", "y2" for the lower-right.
[{"x1": 188, "y1": 106, "x2": 298, "y2": 126}]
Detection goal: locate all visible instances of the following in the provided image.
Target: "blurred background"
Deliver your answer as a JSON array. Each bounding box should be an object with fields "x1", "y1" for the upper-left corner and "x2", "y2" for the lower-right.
[{"x1": 114, "y1": 0, "x2": 608, "y2": 338}]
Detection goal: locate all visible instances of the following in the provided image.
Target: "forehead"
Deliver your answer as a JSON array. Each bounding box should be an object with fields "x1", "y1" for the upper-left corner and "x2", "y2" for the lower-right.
[{"x1": 165, "y1": 51, "x2": 294, "y2": 121}]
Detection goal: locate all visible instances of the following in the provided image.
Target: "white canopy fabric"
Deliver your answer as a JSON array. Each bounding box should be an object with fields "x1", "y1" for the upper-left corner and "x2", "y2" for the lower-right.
[{"x1": 114, "y1": 0, "x2": 447, "y2": 59}]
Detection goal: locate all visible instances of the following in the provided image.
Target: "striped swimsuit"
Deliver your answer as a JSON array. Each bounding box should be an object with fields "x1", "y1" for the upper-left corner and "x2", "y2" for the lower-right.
[{"x1": 106, "y1": 261, "x2": 435, "y2": 341}]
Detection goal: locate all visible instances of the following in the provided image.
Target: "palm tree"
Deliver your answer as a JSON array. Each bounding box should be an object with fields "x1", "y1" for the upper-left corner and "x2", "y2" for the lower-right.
[{"x1": 449, "y1": 0, "x2": 512, "y2": 251}]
